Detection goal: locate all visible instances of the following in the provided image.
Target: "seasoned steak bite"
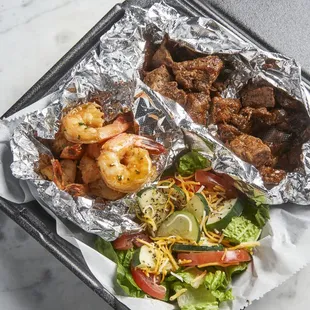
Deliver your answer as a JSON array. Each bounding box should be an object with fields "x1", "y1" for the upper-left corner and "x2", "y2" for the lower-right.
[
  {"x1": 173, "y1": 69, "x2": 211, "y2": 92},
  {"x1": 259, "y1": 166, "x2": 286, "y2": 185},
  {"x1": 157, "y1": 81, "x2": 187, "y2": 105},
  {"x1": 241, "y1": 86, "x2": 275, "y2": 108},
  {"x1": 185, "y1": 92, "x2": 210, "y2": 125},
  {"x1": 144, "y1": 66, "x2": 187, "y2": 105},
  {"x1": 152, "y1": 38, "x2": 174, "y2": 69},
  {"x1": 252, "y1": 108, "x2": 287, "y2": 126},
  {"x1": 143, "y1": 65, "x2": 172, "y2": 89},
  {"x1": 229, "y1": 134, "x2": 273, "y2": 168},
  {"x1": 174, "y1": 56, "x2": 224, "y2": 81},
  {"x1": 172, "y1": 56, "x2": 224, "y2": 92},
  {"x1": 218, "y1": 124, "x2": 241, "y2": 142},
  {"x1": 262, "y1": 127, "x2": 292, "y2": 155},
  {"x1": 275, "y1": 90, "x2": 304, "y2": 110},
  {"x1": 211, "y1": 97, "x2": 241, "y2": 124},
  {"x1": 230, "y1": 107, "x2": 253, "y2": 133}
]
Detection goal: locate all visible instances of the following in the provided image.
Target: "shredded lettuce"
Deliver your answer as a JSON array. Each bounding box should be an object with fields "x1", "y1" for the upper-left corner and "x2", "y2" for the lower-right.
[
  {"x1": 95, "y1": 238, "x2": 145, "y2": 298},
  {"x1": 223, "y1": 216, "x2": 261, "y2": 244},
  {"x1": 177, "y1": 151, "x2": 210, "y2": 176}
]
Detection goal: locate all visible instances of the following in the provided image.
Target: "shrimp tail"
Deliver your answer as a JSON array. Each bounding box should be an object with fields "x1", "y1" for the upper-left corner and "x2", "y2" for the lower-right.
[
  {"x1": 98, "y1": 114, "x2": 131, "y2": 142},
  {"x1": 65, "y1": 184, "x2": 88, "y2": 197},
  {"x1": 134, "y1": 136, "x2": 166, "y2": 154},
  {"x1": 51, "y1": 159, "x2": 64, "y2": 189},
  {"x1": 60, "y1": 144, "x2": 84, "y2": 160}
]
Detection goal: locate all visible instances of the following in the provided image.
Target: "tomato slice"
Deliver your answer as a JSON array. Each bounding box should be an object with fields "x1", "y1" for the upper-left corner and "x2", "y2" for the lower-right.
[
  {"x1": 178, "y1": 250, "x2": 251, "y2": 267},
  {"x1": 112, "y1": 233, "x2": 151, "y2": 250},
  {"x1": 131, "y1": 266, "x2": 166, "y2": 300},
  {"x1": 195, "y1": 170, "x2": 238, "y2": 199}
]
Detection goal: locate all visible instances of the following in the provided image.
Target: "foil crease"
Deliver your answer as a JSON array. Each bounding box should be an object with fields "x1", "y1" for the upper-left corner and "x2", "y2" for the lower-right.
[{"x1": 9, "y1": 2, "x2": 310, "y2": 240}]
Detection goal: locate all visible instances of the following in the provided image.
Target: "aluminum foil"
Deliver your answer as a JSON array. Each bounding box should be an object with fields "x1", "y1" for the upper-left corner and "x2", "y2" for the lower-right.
[{"x1": 8, "y1": 2, "x2": 310, "y2": 240}]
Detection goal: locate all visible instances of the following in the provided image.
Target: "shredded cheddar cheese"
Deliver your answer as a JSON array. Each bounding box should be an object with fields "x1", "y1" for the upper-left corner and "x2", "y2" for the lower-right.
[
  {"x1": 228, "y1": 241, "x2": 260, "y2": 250},
  {"x1": 169, "y1": 288, "x2": 188, "y2": 301}
]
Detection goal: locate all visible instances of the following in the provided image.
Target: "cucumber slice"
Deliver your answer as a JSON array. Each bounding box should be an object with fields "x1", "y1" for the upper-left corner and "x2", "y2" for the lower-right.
[
  {"x1": 157, "y1": 211, "x2": 200, "y2": 242},
  {"x1": 184, "y1": 193, "x2": 209, "y2": 222},
  {"x1": 171, "y1": 244, "x2": 224, "y2": 252},
  {"x1": 137, "y1": 187, "x2": 168, "y2": 227},
  {"x1": 160, "y1": 182, "x2": 187, "y2": 209},
  {"x1": 132, "y1": 245, "x2": 156, "y2": 269},
  {"x1": 206, "y1": 198, "x2": 244, "y2": 231}
]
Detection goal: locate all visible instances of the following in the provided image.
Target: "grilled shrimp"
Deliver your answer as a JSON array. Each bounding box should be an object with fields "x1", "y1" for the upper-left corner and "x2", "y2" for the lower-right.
[
  {"x1": 97, "y1": 133, "x2": 166, "y2": 193},
  {"x1": 88, "y1": 179, "x2": 125, "y2": 201},
  {"x1": 51, "y1": 125, "x2": 84, "y2": 159},
  {"x1": 79, "y1": 154, "x2": 101, "y2": 184},
  {"x1": 86, "y1": 143, "x2": 103, "y2": 159},
  {"x1": 62, "y1": 102, "x2": 130, "y2": 144},
  {"x1": 51, "y1": 159, "x2": 77, "y2": 188}
]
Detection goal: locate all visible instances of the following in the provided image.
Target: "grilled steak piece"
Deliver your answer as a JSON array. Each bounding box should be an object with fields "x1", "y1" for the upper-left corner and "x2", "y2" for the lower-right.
[
  {"x1": 173, "y1": 69, "x2": 212, "y2": 92},
  {"x1": 172, "y1": 56, "x2": 223, "y2": 92},
  {"x1": 230, "y1": 107, "x2": 253, "y2": 133},
  {"x1": 185, "y1": 92, "x2": 210, "y2": 125},
  {"x1": 300, "y1": 125, "x2": 310, "y2": 143},
  {"x1": 275, "y1": 89, "x2": 304, "y2": 110},
  {"x1": 211, "y1": 97, "x2": 241, "y2": 124},
  {"x1": 276, "y1": 111, "x2": 309, "y2": 134},
  {"x1": 144, "y1": 65, "x2": 172, "y2": 89},
  {"x1": 241, "y1": 86, "x2": 275, "y2": 108},
  {"x1": 157, "y1": 81, "x2": 187, "y2": 105},
  {"x1": 229, "y1": 134, "x2": 273, "y2": 168},
  {"x1": 144, "y1": 65, "x2": 187, "y2": 105},
  {"x1": 218, "y1": 124, "x2": 241, "y2": 142},
  {"x1": 152, "y1": 37, "x2": 174, "y2": 69},
  {"x1": 259, "y1": 166, "x2": 286, "y2": 185},
  {"x1": 262, "y1": 127, "x2": 292, "y2": 155},
  {"x1": 276, "y1": 145, "x2": 303, "y2": 172},
  {"x1": 251, "y1": 108, "x2": 287, "y2": 126}
]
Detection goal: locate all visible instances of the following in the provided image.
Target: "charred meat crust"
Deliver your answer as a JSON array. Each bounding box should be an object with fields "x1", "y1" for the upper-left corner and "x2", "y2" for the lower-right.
[
  {"x1": 229, "y1": 134, "x2": 273, "y2": 168},
  {"x1": 142, "y1": 36, "x2": 308, "y2": 186}
]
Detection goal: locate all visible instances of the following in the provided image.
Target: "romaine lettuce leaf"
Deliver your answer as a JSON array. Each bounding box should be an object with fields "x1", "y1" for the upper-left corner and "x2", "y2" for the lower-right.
[
  {"x1": 223, "y1": 216, "x2": 261, "y2": 244},
  {"x1": 95, "y1": 237, "x2": 118, "y2": 263},
  {"x1": 204, "y1": 270, "x2": 228, "y2": 291},
  {"x1": 242, "y1": 200, "x2": 270, "y2": 228},
  {"x1": 177, "y1": 151, "x2": 209, "y2": 176},
  {"x1": 226, "y1": 263, "x2": 248, "y2": 282},
  {"x1": 177, "y1": 286, "x2": 219, "y2": 310},
  {"x1": 211, "y1": 289, "x2": 233, "y2": 303},
  {"x1": 175, "y1": 268, "x2": 206, "y2": 288},
  {"x1": 95, "y1": 238, "x2": 145, "y2": 298},
  {"x1": 204, "y1": 271, "x2": 234, "y2": 303}
]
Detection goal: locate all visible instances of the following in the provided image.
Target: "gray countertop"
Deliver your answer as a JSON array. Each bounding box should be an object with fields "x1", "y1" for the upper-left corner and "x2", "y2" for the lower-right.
[
  {"x1": 1, "y1": 0, "x2": 310, "y2": 309},
  {"x1": 207, "y1": 0, "x2": 310, "y2": 74}
]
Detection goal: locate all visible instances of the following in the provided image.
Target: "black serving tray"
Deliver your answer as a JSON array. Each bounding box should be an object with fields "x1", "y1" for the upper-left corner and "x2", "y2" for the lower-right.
[{"x1": 1, "y1": 1, "x2": 309, "y2": 309}]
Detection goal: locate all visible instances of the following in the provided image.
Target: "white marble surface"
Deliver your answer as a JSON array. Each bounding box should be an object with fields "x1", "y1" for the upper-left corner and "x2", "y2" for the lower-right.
[{"x1": 1, "y1": 0, "x2": 310, "y2": 309}]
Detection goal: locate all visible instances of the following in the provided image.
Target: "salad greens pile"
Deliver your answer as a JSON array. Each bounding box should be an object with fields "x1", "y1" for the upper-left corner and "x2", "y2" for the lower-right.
[
  {"x1": 95, "y1": 151, "x2": 270, "y2": 310},
  {"x1": 177, "y1": 151, "x2": 210, "y2": 176},
  {"x1": 95, "y1": 239, "x2": 145, "y2": 298},
  {"x1": 96, "y1": 238, "x2": 249, "y2": 309}
]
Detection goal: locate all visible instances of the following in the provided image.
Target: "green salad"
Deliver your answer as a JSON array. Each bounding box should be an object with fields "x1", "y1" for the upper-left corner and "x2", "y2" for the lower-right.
[{"x1": 96, "y1": 151, "x2": 269, "y2": 309}]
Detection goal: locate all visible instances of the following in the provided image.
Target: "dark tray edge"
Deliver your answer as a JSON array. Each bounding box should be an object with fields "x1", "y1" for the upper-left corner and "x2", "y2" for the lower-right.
[{"x1": 1, "y1": 0, "x2": 310, "y2": 309}]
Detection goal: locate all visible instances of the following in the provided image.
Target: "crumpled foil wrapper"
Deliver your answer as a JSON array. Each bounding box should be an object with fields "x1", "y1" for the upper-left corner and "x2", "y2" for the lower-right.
[{"x1": 9, "y1": 2, "x2": 310, "y2": 240}]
